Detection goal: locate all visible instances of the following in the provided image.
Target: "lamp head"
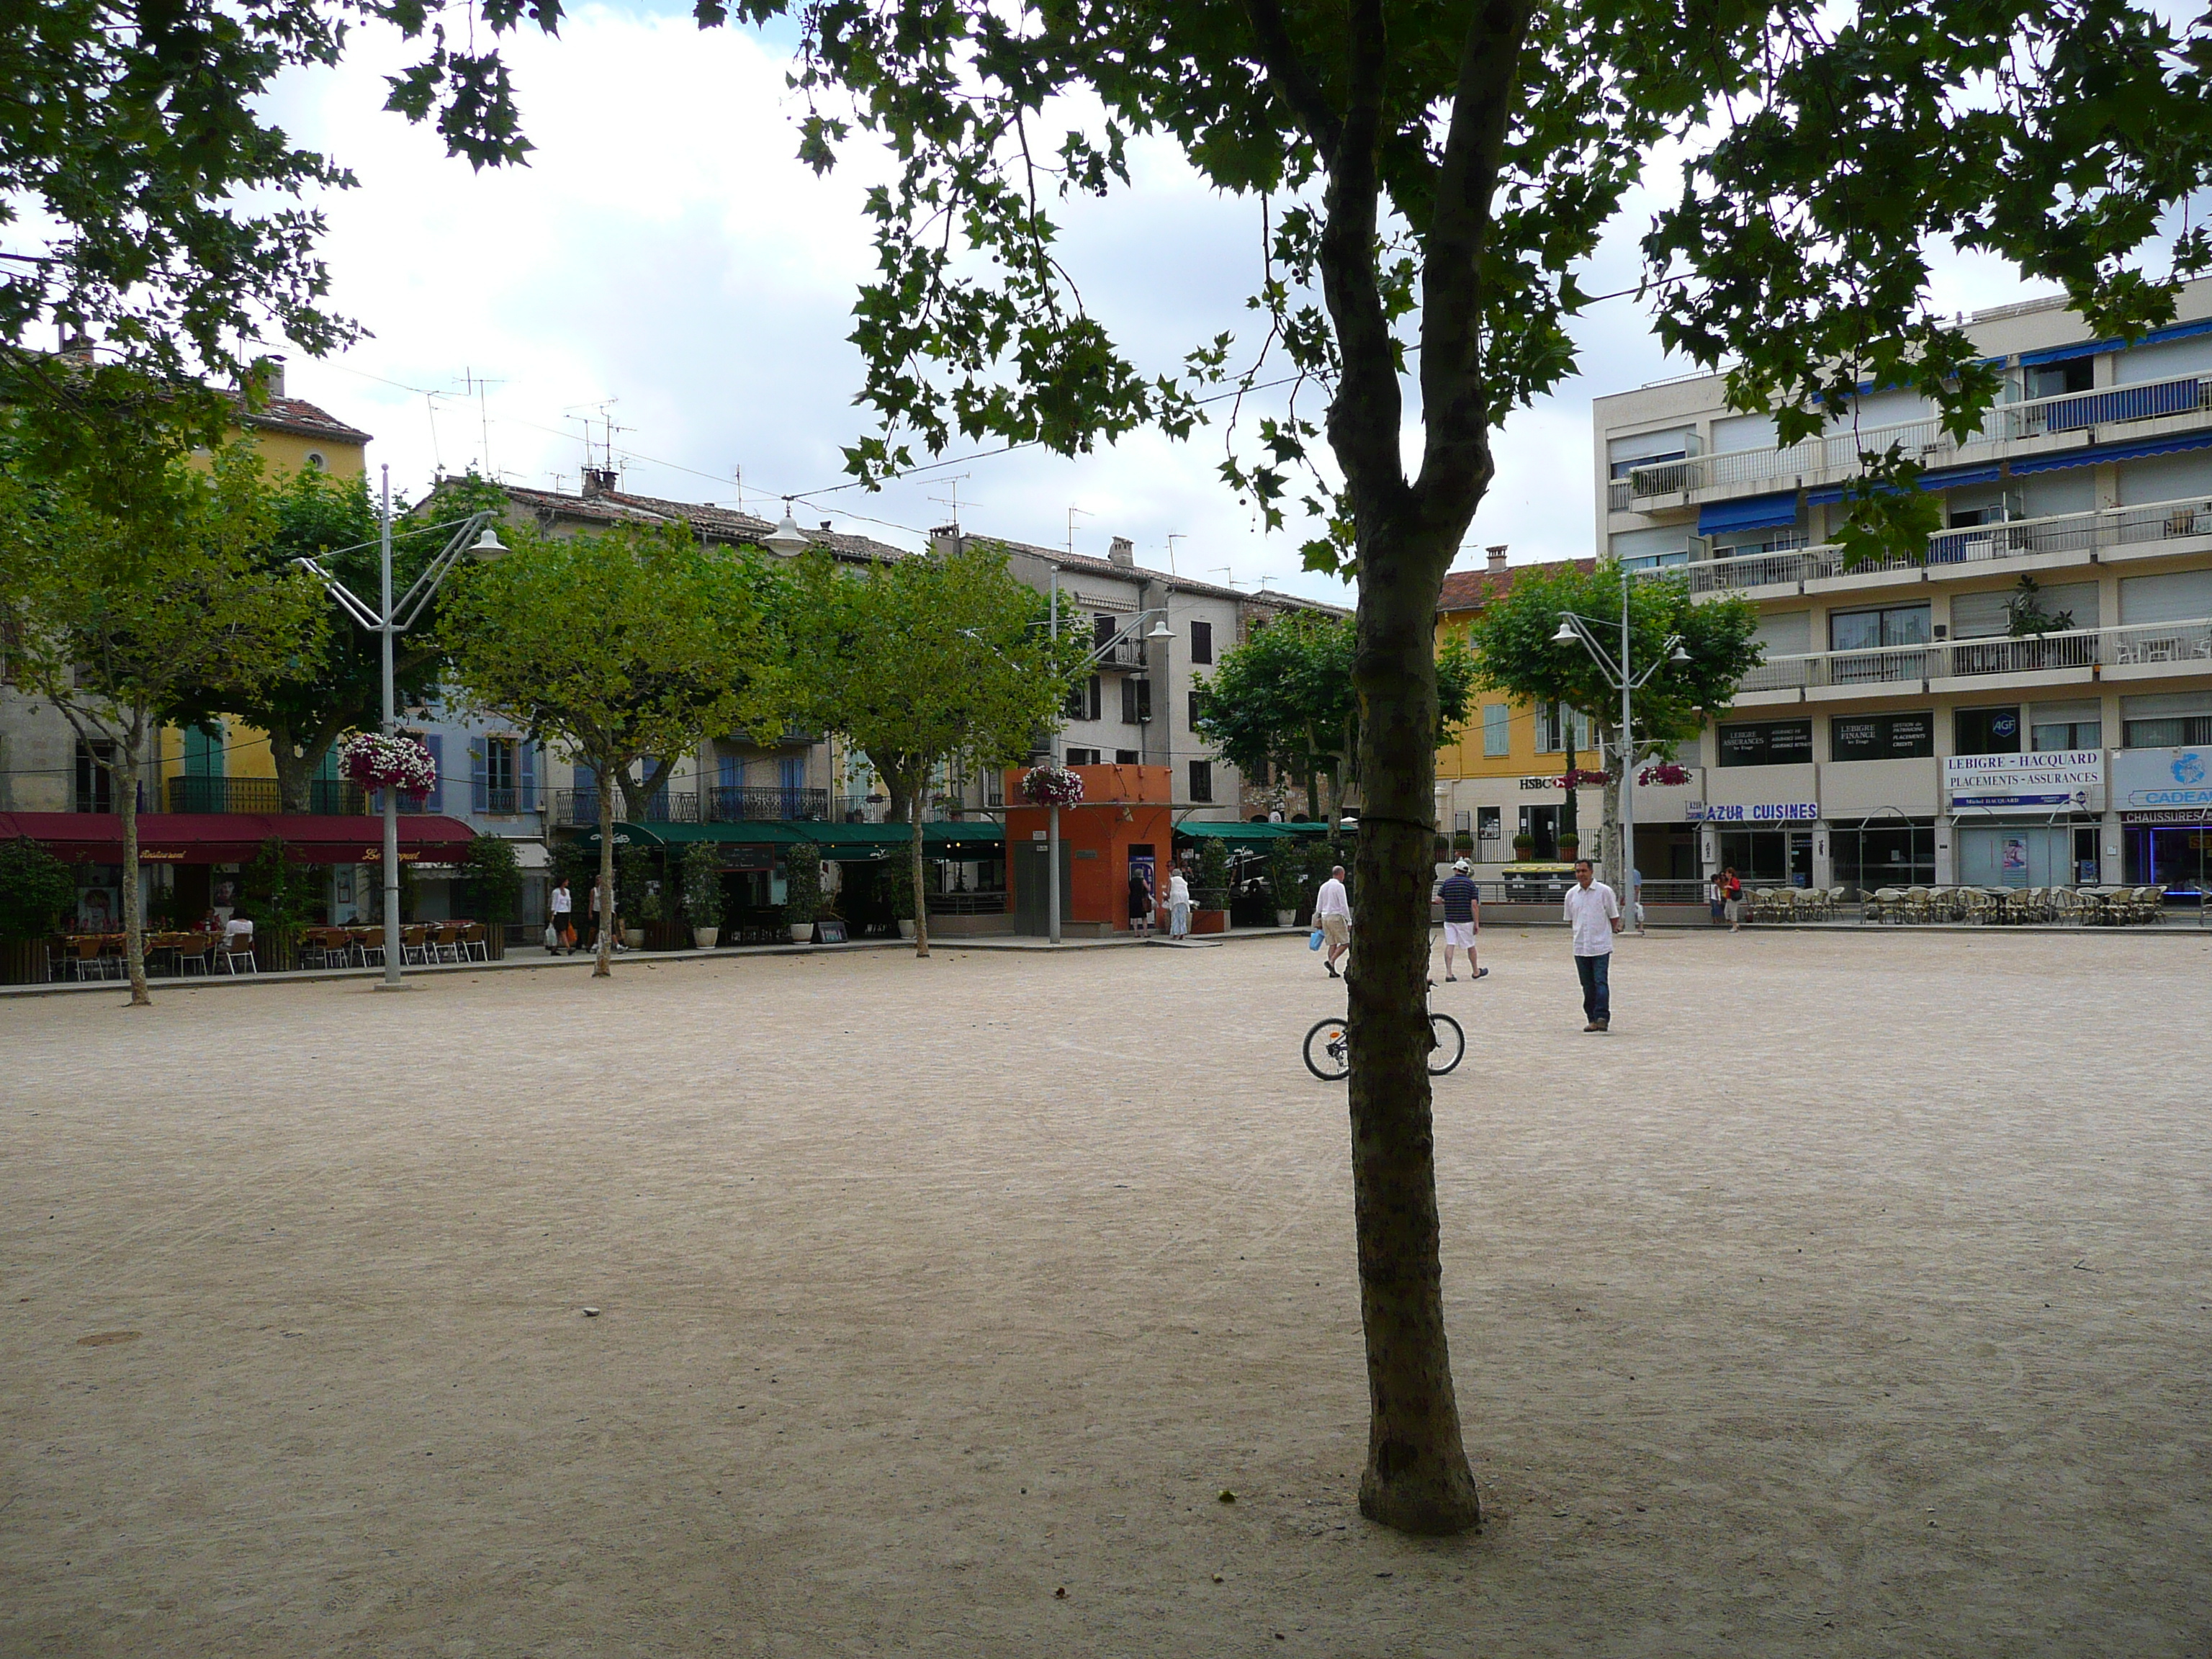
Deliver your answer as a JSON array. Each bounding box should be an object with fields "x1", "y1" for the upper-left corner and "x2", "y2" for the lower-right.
[
  {"x1": 1669, "y1": 643, "x2": 1691, "y2": 662},
  {"x1": 763, "y1": 499, "x2": 811, "y2": 558},
  {"x1": 1145, "y1": 617, "x2": 1174, "y2": 641},
  {"x1": 469, "y1": 527, "x2": 509, "y2": 562},
  {"x1": 1550, "y1": 619, "x2": 1579, "y2": 645}
]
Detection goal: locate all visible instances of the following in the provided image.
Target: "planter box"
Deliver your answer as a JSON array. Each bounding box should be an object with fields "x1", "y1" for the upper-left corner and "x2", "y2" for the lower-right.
[
  {"x1": 0, "y1": 939, "x2": 50, "y2": 985},
  {"x1": 1192, "y1": 909, "x2": 1229, "y2": 935},
  {"x1": 693, "y1": 925, "x2": 721, "y2": 950}
]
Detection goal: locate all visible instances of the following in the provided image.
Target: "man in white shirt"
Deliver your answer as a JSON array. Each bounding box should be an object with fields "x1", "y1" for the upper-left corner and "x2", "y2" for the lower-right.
[
  {"x1": 1314, "y1": 864, "x2": 1352, "y2": 979},
  {"x1": 1563, "y1": 858, "x2": 1622, "y2": 1032}
]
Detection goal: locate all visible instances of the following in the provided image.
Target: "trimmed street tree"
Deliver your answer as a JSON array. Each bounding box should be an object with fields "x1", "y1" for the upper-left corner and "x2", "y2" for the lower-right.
[
  {"x1": 436, "y1": 521, "x2": 787, "y2": 978},
  {"x1": 1463, "y1": 563, "x2": 1760, "y2": 896},
  {"x1": 1197, "y1": 611, "x2": 1475, "y2": 819},
  {"x1": 0, "y1": 442, "x2": 326, "y2": 1004},
  {"x1": 783, "y1": 539, "x2": 1084, "y2": 956}
]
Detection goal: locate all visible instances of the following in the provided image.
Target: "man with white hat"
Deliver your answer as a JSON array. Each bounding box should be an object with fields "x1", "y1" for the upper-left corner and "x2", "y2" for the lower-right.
[{"x1": 1436, "y1": 858, "x2": 1485, "y2": 983}]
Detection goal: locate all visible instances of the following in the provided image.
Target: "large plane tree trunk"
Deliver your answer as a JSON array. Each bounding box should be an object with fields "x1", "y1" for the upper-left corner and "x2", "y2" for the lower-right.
[{"x1": 1344, "y1": 524, "x2": 1480, "y2": 1536}]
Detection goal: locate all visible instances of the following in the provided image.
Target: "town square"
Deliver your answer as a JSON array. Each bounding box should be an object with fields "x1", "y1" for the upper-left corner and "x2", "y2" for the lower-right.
[{"x1": 6, "y1": 927, "x2": 2208, "y2": 1655}]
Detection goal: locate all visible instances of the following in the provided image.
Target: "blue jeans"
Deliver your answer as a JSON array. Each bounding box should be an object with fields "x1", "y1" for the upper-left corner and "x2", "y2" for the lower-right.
[{"x1": 1575, "y1": 951, "x2": 1611, "y2": 1022}]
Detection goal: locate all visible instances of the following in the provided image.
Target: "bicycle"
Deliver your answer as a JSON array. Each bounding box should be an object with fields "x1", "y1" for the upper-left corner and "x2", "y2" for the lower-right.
[{"x1": 1303, "y1": 1008, "x2": 1464, "y2": 1081}]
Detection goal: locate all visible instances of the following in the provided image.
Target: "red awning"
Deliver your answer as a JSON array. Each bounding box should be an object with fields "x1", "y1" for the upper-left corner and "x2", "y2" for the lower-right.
[{"x1": 0, "y1": 812, "x2": 478, "y2": 866}]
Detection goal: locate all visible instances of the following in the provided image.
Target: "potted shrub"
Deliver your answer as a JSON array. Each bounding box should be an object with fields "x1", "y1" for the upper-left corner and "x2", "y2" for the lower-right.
[
  {"x1": 0, "y1": 836, "x2": 75, "y2": 984},
  {"x1": 884, "y1": 840, "x2": 917, "y2": 938},
  {"x1": 1452, "y1": 830, "x2": 1475, "y2": 855},
  {"x1": 1511, "y1": 832, "x2": 1535, "y2": 859},
  {"x1": 680, "y1": 840, "x2": 723, "y2": 950},
  {"x1": 1557, "y1": 831, "x2": 1581, "y2": 861},
  {"x1": 1266, "y1": 841, "x2": 1308, "y2": 927},
  {"x1": 616, "y1": 845, "x2": 655, "y2": 949},
  {"x1": 1193, "y1": 837, "x2": 1233, "y2": 933},
  {"x1": 463, "y1": 833, "x2": 522, "y2": 958},
  {"x1": 783, "y1": 842, "x2": 823, "y2": 942}
]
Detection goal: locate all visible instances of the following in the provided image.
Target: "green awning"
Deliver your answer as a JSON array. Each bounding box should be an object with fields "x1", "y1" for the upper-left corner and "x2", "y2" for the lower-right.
[{"x1": 1176, "y1": 820, "x2": 1303, "y2": 843}]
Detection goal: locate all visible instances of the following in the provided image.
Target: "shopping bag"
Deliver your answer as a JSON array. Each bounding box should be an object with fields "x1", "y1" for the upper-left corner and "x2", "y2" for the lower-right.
[
  {"x1": 1308, "y1": 929, "x2": 1323, "y2": 950},
  {"x1": 561, "y1": 924, "x2": 577, "y2": 948},
  {"x1": 544, "y1": 924, "x2": 559, "y2": 950}
]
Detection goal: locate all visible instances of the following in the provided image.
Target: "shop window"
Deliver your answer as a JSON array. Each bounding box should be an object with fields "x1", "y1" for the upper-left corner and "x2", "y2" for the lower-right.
[
  {"x1": 1717, "y1": 719, "x2": 1812, "y2": 767},
  {"x1": 1830, "y1": 817, "x2": 1937, "y2": 896},
  {"x1": 1830, "y1": 711, "x2": 1933, "y2": 762},
  {"x1": 2030, "y1": 702, "x2": 2102, "y2": 752},
  {"x1": 1954, "y1": 706, "x2": 2022, "y2": 755},
  {"x1": 1190, "y1": 621, "x2": 1214, "y2": 665},
  {"x1": 1477, "y1": 806, "x2": 1501, "y2": 843},
  {"x1": 1829, "y1": 603, "x2": 1930, "y2": 652},
  {"x1": 1482, "y1": 703, "x2": 1510, "y2": 757},
  {"x1": 1188, "y1": 760, "x2": 1213, "y2": 802}
]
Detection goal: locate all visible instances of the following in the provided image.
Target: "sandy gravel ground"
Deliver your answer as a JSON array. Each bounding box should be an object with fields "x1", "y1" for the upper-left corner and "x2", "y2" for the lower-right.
[{"x1": 4, "y1": 927, "x2": 2210, "y2": 1658}]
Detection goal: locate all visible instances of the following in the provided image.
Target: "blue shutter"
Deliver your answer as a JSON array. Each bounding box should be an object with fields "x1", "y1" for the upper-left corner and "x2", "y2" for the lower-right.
[
  {"x1": 519, "y1": 742, "x2": 536, "y2": 813},
  {"x1": 719, "y1": 755, "x2": 739, "y2": 789},
  {"x1": 423, "y1": 733, "x2": 444, "y2": 812},
  {"x1": 469, "y1": 737, "x2": 487, "y2": 813}
]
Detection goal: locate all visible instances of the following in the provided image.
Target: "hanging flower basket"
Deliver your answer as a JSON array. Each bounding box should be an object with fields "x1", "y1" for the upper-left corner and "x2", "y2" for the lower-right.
[
  {"x1": 1637, "y1": 760, "x2": 1692, "y2": 788},
  {"x1": 338, "y1": 731, "x2": 439, "y2": 794},
  {"x1": 1020, "y1": 765, "x2": 1084, "y2": 808}
]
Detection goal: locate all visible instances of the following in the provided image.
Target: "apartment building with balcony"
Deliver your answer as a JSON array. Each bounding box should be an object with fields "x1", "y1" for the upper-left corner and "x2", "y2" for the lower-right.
[
  {"x1": 1596, "y1": 276, "x2": 2212, "y2": 896},
  {"x1": 925, "y1": 528, "x2": 1350, "y2": 822}
]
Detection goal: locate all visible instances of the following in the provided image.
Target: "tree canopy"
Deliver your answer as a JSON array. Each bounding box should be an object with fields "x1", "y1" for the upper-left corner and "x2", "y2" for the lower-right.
[
  {"x1": 782, "y1": 539, "x2": 1086, "y2": 955},
  {"x1": 0, "y1": 441, "x2": 327, "y2": 1002},
  {"x1": 435, "y1": 520, "x2": 788, "y2": 976},
  {"x1": 1196, "y1": 611, "x2": 1475, "y2": 819}
]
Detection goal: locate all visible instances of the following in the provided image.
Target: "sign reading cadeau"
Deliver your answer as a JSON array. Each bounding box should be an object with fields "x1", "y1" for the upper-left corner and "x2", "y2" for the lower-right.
[
  {"x1": 2112, "y1": 745, "x2": 2212, "y2": 814},
  {"x1": 1942, "y1": 750, "x2": 2103, "y2": 810}
]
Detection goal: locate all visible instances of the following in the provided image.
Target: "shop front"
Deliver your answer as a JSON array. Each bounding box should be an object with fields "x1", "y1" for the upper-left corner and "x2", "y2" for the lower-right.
[
  {"x1": 1689, "y1": 799, "x2": 1818, "y2": 886},
  {"x1": 1943, "y1": 750, "x2": 2105, "y2": 889},
  {"x1": 2112, "y1": 745, "x2": 2212, "y2": 894}
]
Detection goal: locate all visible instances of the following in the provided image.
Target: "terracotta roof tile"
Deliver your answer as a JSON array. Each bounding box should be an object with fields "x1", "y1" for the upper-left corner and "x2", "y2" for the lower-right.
[
  {"x1": 1437, "y1": 556, "x2": 1596, "y2": 616},
  {"x1": 229, "y1": 390, "x2": 374, "y2": 446}
]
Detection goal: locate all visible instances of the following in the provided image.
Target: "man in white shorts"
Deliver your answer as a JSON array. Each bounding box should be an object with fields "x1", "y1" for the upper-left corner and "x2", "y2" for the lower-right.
[
  {"x1": 1435, "y1": 858, "x2": 1485, "y2": 981},
  {"x1": 1314, "y1": 864, "x2": 1352, "y2": 978}
]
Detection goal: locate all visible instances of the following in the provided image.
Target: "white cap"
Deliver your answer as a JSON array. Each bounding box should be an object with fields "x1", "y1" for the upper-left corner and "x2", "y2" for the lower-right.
[{"x1": 1452, "y1": 858, "x2": 1470, "y2": 873}]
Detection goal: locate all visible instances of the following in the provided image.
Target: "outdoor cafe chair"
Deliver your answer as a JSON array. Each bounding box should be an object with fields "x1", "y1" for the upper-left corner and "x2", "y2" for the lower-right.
[
  {"x1": 217, "y1": 928, "x2": 256, "y2": 974},
  {"x1": 72, "y1": 935, "x2": 120, "y2": 980},
  {"x1": 460, "y1": 922, "x2": 490, "y2": 963},
  {"x1": 1902, "y1": 886, "x2": 1932, "y2": 923},
  {"x1": 400, "y1": 925, "x2": 431, "y2": 966}
]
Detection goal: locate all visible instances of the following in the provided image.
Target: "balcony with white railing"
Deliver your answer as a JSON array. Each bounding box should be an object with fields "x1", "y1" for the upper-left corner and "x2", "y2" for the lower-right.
[
  {"x1": 1733, "y1": 615, "x2": 2212, "y2": 702},
  {"x1": 1610, "y1": 374, "x2": 2212, "y2": 508},
  {"x1": 1668, "y1": 494, "x2": 2212, "y2": 599}
]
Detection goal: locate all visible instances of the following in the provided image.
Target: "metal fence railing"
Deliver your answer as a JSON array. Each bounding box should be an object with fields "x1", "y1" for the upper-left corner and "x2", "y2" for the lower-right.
[{"x1": 1620, "y1": 374, "x2": 2212, "y2": 503}]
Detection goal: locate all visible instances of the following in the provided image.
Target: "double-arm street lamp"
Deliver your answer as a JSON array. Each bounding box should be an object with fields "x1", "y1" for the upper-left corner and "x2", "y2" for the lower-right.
[
  {"x1": 1551, "y1": 566, "x2": 1689, "y2": 909},
  {"x1": 293, "y1": 464, "x2": 507, "y2": 989}
]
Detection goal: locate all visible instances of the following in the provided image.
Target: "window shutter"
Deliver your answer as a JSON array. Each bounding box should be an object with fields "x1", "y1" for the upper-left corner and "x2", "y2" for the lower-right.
[
  {"x1": 519, "y1": 742, "x2": 536, "y2": 811},
  {"x1": 469, "y1": 737, "x2": 487, "y2": 813},
  {"x1": 423, "y1": 733, "x2": 444, "y2": 811}
]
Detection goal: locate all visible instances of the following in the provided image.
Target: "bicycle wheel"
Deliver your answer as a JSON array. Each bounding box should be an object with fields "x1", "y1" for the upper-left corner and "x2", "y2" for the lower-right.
[
  {"x1": 1426, "y1": 1012, "x2": 1465, "y2": 1076},
  {"x1": 1303, "y1": 1017, "x2": 1351, "y2": 1082}
]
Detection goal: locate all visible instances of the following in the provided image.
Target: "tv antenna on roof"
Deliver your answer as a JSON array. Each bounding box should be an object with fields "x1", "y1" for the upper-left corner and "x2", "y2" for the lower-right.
[
  {"x1": 1067, "y1": 503, "x2": 1092, "y2": 557},
  {"x1": 1166, "y1": 532, "x2": 1185, "y2": 575},
  {"x1": 454, "y1": 367, "x2": 505, "y2": 478},
  {"x1": 927, "y1": 475, "x2": 973, "y2": 530},
  {"x1": 1211, "y1": 565, "x2": 1241, "y2": 589}
]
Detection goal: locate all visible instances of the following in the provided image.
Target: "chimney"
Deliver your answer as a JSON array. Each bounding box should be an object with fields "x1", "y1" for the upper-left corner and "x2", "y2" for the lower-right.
[
  {"x1": 58, "y1": 328, "x2": 96, "y2": 364},
  {"x1": 261, "y1": 354, "x2": 287, "y2": 399},
  {"x1": 1485, "y1": 544, "x2": 1509, "y2": 574},
  {"x1": 1108, "y1": 536, "x2": 1136, "y2": 567},
  {"x1": 929, "y1": 523, "x2": 963, "y2": 556},
  {"x1": 581, "y1": 467, "x2": 619, "y2": 498}
]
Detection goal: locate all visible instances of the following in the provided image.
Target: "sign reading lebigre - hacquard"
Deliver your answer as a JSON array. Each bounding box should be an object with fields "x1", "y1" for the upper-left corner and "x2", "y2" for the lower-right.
[{"x1": 1943, "y1": 750, "x2": 2104, "y2": 811}]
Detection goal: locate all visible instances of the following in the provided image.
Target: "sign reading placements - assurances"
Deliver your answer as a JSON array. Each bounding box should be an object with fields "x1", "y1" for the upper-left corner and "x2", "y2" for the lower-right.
[{"x1": 1943, "y1": 750, "x2": 2103, "y2": 811}]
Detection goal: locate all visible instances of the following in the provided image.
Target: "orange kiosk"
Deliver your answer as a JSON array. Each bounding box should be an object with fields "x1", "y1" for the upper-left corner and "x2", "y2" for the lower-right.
[{"x1": 1003, "y1": 764, "x2": 1174, "y2": 935}]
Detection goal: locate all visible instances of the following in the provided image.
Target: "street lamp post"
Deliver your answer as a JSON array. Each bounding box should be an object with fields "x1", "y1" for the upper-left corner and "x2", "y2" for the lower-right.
[
  {"x1": 1551, "y1": 566, "x2": 1688, "y2": 912},
  {"x1": 294, "y1": 465, "x2": 505, "y2": 988}
]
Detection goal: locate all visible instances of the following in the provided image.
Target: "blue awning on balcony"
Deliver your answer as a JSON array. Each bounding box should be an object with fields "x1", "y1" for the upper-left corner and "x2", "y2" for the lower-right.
[
  {"x1": 2007, "y1": 429, "x2": 2212, "y2": 476},
  {"x1": 2018, "y1": 315, "x2": 2212, "y2": 368},
  {"x1": 1696, "y1": 493, "x2": 1799, "y2": 535},
  {"x1": 1804, "y1": 462, "x2": 2001, "y2": 507}
]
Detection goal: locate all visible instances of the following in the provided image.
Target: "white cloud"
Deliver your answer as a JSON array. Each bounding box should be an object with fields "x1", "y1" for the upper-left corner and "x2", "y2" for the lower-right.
[{"x1": 264, "y1": 6, "x2": 2067, "y2": 602}]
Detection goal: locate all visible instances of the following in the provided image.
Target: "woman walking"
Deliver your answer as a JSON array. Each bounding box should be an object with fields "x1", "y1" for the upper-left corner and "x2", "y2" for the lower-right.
[
  {"x1": 1166, "y1": 866, "x2": 1192, "y2": 940},
  {"x1": 1127, "y1": 863, "x2": 1155, "y2": 938},
  {"x1": 1722, "y1": 865, "x2": 1745, "y2": 932}
]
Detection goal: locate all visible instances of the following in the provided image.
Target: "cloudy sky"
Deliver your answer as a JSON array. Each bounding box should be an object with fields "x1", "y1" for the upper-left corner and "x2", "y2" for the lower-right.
[{"x1": 268, "y1": 1, "x2": 2042, "y2": 602}]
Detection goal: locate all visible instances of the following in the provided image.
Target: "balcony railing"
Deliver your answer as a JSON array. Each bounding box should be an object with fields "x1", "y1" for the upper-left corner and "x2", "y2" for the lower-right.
[
  {"x1": 1676, "y1": 493, "x2": 2212, "y2": 597},
  {"x1": 1738, "y1": 615, "x2": 2212, "y2": 694},
  {"x1": 166, "y1": 776, "x2": 368, "y2": 815},
  {"x1": 552, "y1": 786, "x2": 831, "y2": 827},
  {"x1": 469, "y1": 783, "x2": 544, "y2": 816},
  {"x1": 1615, "y1": 374, "x2": 2212, "y2": 505}
]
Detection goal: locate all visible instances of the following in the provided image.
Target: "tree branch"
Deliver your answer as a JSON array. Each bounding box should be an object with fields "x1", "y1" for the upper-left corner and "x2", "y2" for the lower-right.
[
  {"x1": 1316, "y1": 0, "x2": 1407, "y2": 516},
  {"x1": 1413, "y1": 0, "x2": 1534, "y2": 524},
  {"x1": 1238, "y1": 0, "x2": 1343, "y2": 166}
]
